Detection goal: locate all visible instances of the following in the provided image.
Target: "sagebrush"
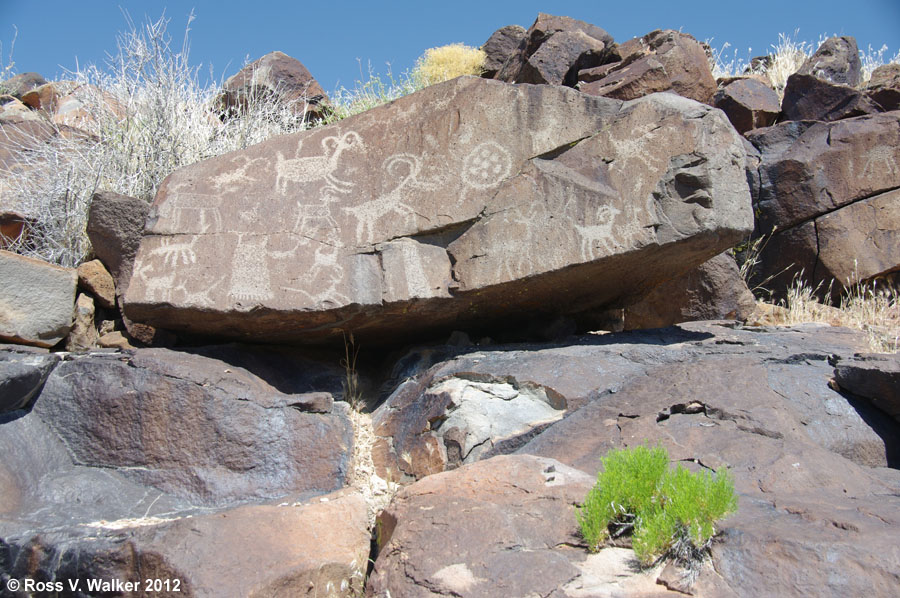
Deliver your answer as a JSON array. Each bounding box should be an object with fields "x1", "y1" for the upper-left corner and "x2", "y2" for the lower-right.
[
  {"x1": 2, "y1": 13, "x2": 309, "y2": 266},
  {"x1": 577, "y1": 445, "x2": 738, "y2": 571},
  {"x1": 412, "y1": 43, "x2": 485, "y2": 87}
]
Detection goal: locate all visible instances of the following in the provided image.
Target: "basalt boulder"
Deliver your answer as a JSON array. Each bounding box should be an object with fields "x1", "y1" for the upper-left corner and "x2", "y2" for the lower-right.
[
  {"x1": 494, "y1": 13, "x2": 616, "y2": 86},
  {"x1": 797, "y1": 36, "x2": 862, "y2": 87},
  {"x1": 370, "y1": 322, "x2": 894, "y2": 484},
  {"x1": 579, "y1": 30, "x2": 718, "y2": 104},
  {"x1": 746, "y1": 112, "x2": 900, "y2": 298},
  {"x1": 218, "y1": 51, "x2": 330, "y2": 121},
  {"x1": 480, "y1": 25, "x2": 527, "y2": 79},
  {"x1": 124, "y1": 77, "x2": 752, "y2": 345},
  {"x1": 9, "y1": 347, "x2": 353, "y2": 507}
]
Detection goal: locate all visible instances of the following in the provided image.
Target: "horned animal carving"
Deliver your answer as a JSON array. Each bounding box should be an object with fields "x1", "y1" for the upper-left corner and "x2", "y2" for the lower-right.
[{"x1": 274, "y1": 131, "x2": 362, "y2": 194}]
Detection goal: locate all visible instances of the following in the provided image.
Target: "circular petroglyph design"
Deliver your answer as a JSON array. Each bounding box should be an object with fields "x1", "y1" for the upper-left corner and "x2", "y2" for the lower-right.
[{"x1": 462, "y1": 142, "x2": 512, "y2": 189}]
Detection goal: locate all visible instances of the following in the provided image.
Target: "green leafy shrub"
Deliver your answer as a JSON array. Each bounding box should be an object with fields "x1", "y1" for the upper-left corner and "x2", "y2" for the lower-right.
[
  {"x1": 411, "y1": 43, "x2": 485, "y2": 87},
  {"x1": 577, "y1": 445, "x2": 738, "y2": 569}
]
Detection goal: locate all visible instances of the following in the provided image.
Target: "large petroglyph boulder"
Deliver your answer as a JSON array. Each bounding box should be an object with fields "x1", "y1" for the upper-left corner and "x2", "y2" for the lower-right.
[{"x1": 125, "y1": 77, "x2": 752, "y2": 344}]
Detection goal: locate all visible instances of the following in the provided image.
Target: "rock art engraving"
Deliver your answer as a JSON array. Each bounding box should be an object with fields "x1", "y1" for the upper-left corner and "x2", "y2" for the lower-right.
[
  {"x1": 573, "y1": 204, "x2": 623, "y2": 260},
  {"x1": 158, "y1": 194, "x2": 223, "y2": 234},
  {"x1": 342, "y1": 154, "x2": 426, "y2": 244},
  {"x1": 211, "y1": 156, "x2": 263, "y2": 193},
  {"x1": 147, "y1": 237, "x2": 199, "y2": 267},
  {"x1": 229, "y1": 234, "x2": 273, "y2": 302},
  {"x1": 135, "y1": 261, "x2": 178, "y2": 302},
  {"x1": 228, "y1": 234, "x2": 304, "y2": 304},
  {"x1": 280, "y1": 241, "x2": 350, "y2": 308},
  {"x1": 859, "y1": 145, "x2": 897, "y2": 179},
  {"x1": 461, "y1": 142, "x2": 512, "y2": 189},
  {"x1": 275, "y1": 131, "x2": 362, "y2": 195}
]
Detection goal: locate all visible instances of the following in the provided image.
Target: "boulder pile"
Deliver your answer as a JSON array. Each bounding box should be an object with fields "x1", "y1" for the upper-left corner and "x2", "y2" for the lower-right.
[{"x1": 1, "y1": 11, "x2": 899, "y2": 598}]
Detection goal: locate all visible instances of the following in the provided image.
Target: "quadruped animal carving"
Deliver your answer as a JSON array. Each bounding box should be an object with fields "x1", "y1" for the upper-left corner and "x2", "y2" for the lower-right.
[{"x1": 274, "y1": 131, "x2": 362, "y2": 195}]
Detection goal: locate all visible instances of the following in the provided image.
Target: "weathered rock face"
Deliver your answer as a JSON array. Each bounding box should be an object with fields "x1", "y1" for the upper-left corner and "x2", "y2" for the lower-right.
[
  {"x1": 65, "y1": 292, "x2": 98, "y2": 351},
  {"x1": 622, "y1": 251, "x2": 757, "y2": 329},
  {"x1": 579, "y1": 30, "x2": 717, "y2": 104},
  {"x1": 125, "y1": 77, "x2": 752, "y2": 345},
  {"x1": 0, "y1": 250, "x2": 76, "y2": 347},
  {"x1": 834, "y1": 353, "x2": 900, "y2": 422},
  {"x1": 0, "y1": 345, "x2": 58, "y2": 413},
  {"x1": 866, "y1": 63, "x2": 900, "y2": 111},
  {"x1": 514, "y1": 328, "x2": 900, "y2": 598},
  {"x1": 2, "y1": 488, "x2": 370, "y2": 598},
  {"x1": 371, "y1": 322, "x2": 896, "y2": 483},
  {"x1": 713, "y1": 77, "x2": 781, "y2": 134},
  {"x1": 85, "y1": 190, "x2": 150, "y2": 299},
  {"x1": 76, "y1": 258, "x2": 116, "y2": 309},
  {"x1": 495, "y1": 13, "x2": 615, "y2": 86},
  {"x1": 479, "y1": 25, "x2": 527, "y2": 78},
  {"x1": 0, "y1": 341, "x2": 363, "y2": 594},
  {"x1": 219, "y1": 50, "x2": 330, "y2": 120},
  {"x1": 368, "y1": 455, "x2": 676, "y2": 598},
  {"x1": 746, "y1": 112, "x2": 900, "y2": 297},
  {"x1": 797, "y1": 36, "x2": 862, "y2": 87},
  {"x1": 16, "y1": 348, "x2": 353, "y2": 506},
  {"x1": 781, "y1": 73, "x2": 880, "y2": 122}
]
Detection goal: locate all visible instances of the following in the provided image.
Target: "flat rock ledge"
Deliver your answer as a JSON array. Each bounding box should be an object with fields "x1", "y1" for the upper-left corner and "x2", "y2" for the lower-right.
[{"x1": 124, "y1": 77, "x2": 752, "y2": 345}]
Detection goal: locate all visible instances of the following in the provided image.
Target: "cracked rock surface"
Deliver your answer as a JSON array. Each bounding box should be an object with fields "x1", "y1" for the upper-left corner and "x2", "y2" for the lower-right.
[
  {"x1": 745, "y1": 111, "x2": 900, "y2": 299},
  {"x1": 0, "y1": 346, "x2": 361, "y2": 597},
  {"x1": 124, "y1": 76, "x2": 751, "y2": 345},
  {"x1": 369, "y1": 322, "x2": 900, "y2": 597}
]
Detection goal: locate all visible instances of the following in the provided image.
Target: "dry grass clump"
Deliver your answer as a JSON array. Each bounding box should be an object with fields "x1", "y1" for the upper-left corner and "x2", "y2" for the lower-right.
[
  {"x1": 710, "y1": 31, "x2": 900, "y2": 100},
  {"x1": 2, "y1": 13, "x2": 308, "y2": 266},
  {"x1": 778, "y1": 277, "x2": 899, "y2": 354},
  {"x1": 412, "y1": 43, "x2": 485, "y2": 87},
  {"x1": 324, "y1": 62, "x2": 423, "y2": 123},
  {"x1": 325, "y1": 42, "x2": 484, "y2": 123}
]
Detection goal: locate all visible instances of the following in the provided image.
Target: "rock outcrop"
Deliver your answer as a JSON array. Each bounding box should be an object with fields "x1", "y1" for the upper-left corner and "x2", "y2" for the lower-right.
[
  {"x1": 125, "y1": 77, "x2": 752, "y2": 345},
  {"x1": 0, "y1": 250, "x2": 76, "y2": 347},
  {"x1": 371, "y1": 322, "x2": 896, "y2": 482},
  {"x1": 746, "y1": 112, "x2": 900, "y2": 298},
  {"x1": 368, "y1": 322, "x2": 900, "y2": 597},
  {"x1": 579, "y1": 30, "x2": 717, "y2": 104},
  {"x1": 218, "y1": 50, "x2": 331, "y2": 121},
  {"x1": 0, "y1": 344, "x2": 361, "y2": 595},
  {"x1": 494, "y1": 13, "x2": 616, "y2": 86}
]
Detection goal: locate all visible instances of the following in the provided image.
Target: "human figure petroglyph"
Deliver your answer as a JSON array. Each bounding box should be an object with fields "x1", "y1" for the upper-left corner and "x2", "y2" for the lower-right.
[
  {"x1": 228, "y1": 234, "x2": 304, "y2": 303},
  {"x1": 342, "y1": 153, "x2": 427, "y2": 244},
  {"x1": 461, "y1": 142, "x2": 512, "y2": 189},
  {"x1": 274, "y1": 131, "x2": 362, "y2": 195}
]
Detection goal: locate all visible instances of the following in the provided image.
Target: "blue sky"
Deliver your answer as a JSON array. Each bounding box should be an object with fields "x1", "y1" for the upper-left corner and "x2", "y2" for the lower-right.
[{"x1": 2, "y1": 1, "x2": 899, "y2": 94}]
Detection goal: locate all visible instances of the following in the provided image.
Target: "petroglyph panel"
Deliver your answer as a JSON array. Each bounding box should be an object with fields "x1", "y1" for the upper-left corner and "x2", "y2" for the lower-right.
[
  {"x1": 379, "y1": 238, "x2": 453, "y2": 303},
  {"x1": 126, "y1": 77, "x2": 752, "y2": 344},
  {"x1": 752, "y1": 112, "x2": 900, "y2": 232}
]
